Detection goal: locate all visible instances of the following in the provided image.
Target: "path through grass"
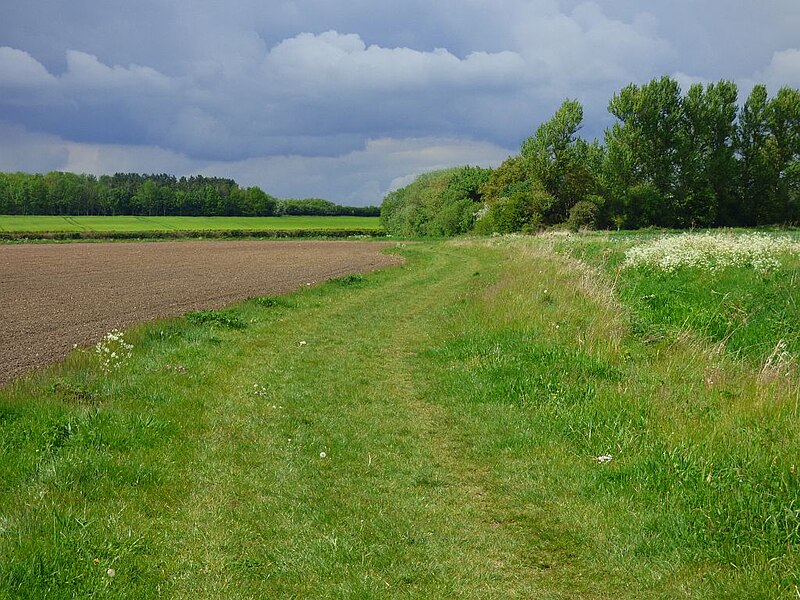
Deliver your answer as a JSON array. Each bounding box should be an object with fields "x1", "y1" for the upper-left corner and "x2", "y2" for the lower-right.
[{"x1": 1, "y1": 238, "x2": 798, "y2": 598}]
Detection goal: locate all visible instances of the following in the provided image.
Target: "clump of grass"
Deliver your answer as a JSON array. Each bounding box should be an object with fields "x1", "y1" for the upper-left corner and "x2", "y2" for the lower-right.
[
  {"x1": 185, "y1": 309, "x2": 247, "y2": 329},
  {"x1": 252, "y1": 296, "x2": 279, "y2": 307},
  {"x1": 48, "y1": 378, "x2": 98, "y2": 405},
  {"x1": 251, "y1": 295, "x2": 295, "y2": 309},
  {"x1": 329, "y1": 273, "x2": 367, "y2": 287}
]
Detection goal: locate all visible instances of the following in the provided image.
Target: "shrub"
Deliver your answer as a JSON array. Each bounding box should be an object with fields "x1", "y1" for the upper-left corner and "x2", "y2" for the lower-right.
[
  {"x1": 473, "y1": 189, "x2": 553, "y2": 234},
  {"x1": 567, "y1": 200, "x2": 600, "y2": 231},
  {"x1": 380, "y1": 166, "x2": 491, "y2": 237}
]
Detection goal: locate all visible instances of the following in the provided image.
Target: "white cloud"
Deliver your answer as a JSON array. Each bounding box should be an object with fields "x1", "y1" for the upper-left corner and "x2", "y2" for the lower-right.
[
  {"x1": 61, "y1": 50, "x2": 174, "y2": 92},
  {"x1": 201, "y1": 136, "x2": 512, "y2": 203},
  {"x1": 263, "y1": 30, "x2": 526, "y2": 93},
  {"x1": 763, "y1": 49, "x2": 800, "y2": 90},
  {"x1": 0, "y1": 47, "x2": 55, "y2": 88},
  {"x1": 0, "y1": 122, "x2": 68, "y2": 172}
]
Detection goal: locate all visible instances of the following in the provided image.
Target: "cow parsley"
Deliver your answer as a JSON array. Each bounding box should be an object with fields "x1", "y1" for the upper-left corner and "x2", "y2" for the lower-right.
[
  {"x1": 94, "y1": 329, "x2": 133, "y2": 372},
  {"x1": 623, "y1": 232, "x2": 800, "y2": 274}
]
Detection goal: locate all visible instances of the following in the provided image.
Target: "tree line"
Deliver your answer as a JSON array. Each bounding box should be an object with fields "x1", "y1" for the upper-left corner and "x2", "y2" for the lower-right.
[
  {"x1": 381, "y1": 77, "x2": 800, "y2": 235},
  {"x1": 0, "y1": 172, "x2": 379, "y2": 217}
]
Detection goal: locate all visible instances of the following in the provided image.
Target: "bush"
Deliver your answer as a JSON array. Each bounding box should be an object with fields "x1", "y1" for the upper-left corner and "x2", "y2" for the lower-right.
[
  {"x1": 567, "y1": 200, "x2": 600, "y2": 231},
  {"x1": 379, "y1": 166, "x2": 491, "y2": 237},
  {"x1": 473, "y1": 189, "x2": 553, "y2": 234}
]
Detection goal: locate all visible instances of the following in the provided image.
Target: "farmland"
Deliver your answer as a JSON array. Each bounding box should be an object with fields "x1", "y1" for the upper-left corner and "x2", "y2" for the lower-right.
[
  {"x1": 0, "y1": 240, "x2": 399, "y2": 385},
  {"x1": 1, "y1": 232, "x2": 799, "y2": 598},
  {"x1": 0, "y1": 215, "x2": 381, "y2": 236}
]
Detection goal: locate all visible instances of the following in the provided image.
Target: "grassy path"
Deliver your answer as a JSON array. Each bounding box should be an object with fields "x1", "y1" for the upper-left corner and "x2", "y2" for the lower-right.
[{"x1": 1, "y1": 240, "x2": 797, "y2": 598}]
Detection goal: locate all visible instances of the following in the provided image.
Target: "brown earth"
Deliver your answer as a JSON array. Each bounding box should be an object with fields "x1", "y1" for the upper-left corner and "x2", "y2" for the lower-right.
[{"x1": 0, "y1": 240, "x2": 402, "y2": 386}]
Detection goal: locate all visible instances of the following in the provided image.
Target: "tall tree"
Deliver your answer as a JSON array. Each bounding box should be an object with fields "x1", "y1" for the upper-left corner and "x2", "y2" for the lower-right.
[
  {"x1": 737, "y1": 85, "x2": 776, "y2": 224},
  {"x1": 767, "y1": 87, "x2": 800, "y2": 222},
  {"x1": 605, "y1": 77, "x2": 685, "y2": 226},
  {"x1": 679, "y1": 81, "x2": 738, "y2": 226},
  {"x1": 520, "y1": 99, "x2": 598, "y2": 223}
]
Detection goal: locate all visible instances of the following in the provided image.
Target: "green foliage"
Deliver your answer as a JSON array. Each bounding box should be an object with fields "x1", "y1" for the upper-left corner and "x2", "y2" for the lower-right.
[
  {"x1": 380, "y1": 166, "x2": 490, "y2": 237},
  {"x1": 473, "y1": 189, "x2": 552, "y2": 234},
  {"x1": 567, "y1": 199, "x2": 600, "y2": 231},
  {"x1": 479, "y1": 155, "x2": 528, "y2": 204},
  {"x1": 277, "y1": 197, "x2": 379, "y2": 216},
  {"x1": 678, "y1": 81, "x2": 739, "y2": 226},
  {"x1": 520, "y1": 100, "x2": 604, "y2": 223},
  {"x1": 0, "y1": 171, "x2": 378, "y2": 218},
  {"x1": 328, "y1": 273, "x2": 368, "y2": 287},
  {"x1": 383, "y1": 77, "x2": 799, "y2": 237},
  {"x1": 252, "y1": 295, "x2": 291, "y2": 308}
]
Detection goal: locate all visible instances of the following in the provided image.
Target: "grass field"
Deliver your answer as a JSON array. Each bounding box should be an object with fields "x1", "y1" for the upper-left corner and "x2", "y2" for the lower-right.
[
  {"x1": 0, "y1": 215, "x2": 381, "y2": 233},
  {"x1": 1, "y1": 233, "x2": 798, "y2": 598}
]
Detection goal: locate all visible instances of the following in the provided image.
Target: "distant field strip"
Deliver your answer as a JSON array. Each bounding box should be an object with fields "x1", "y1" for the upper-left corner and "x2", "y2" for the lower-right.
[{"x1": 0, "y1": 215, "x2": 381, "y2": 233}]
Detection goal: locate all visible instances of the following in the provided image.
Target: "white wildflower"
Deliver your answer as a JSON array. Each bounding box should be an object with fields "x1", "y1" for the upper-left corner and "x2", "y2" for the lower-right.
[
  {"x1": 94, "y1": 329, "x2": 133, "y2": 372},
  {"x1": 623, "y1": 232, "x2": 800, "y2": 274},
  {"x1": 320, "y1": 451, "x2": 327, "y2": 459},
  {"x1": 596, "y1": 454, "x2": 613, "y2": 464}
]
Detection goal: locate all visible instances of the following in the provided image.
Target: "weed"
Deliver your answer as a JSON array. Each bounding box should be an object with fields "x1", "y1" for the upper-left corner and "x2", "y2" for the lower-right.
[
  {"x1": 48, "y1": 379, "x2": 97, "y2": 405},
  {"x1": 329, "y1": 273, "x2": 367, "y2": 287},
  {"x1": 94, "y1": 329, "x2": 133, "y2": 372},
  {"x1": 185, "y1": 309, "x2": 247, "y2": 329}
]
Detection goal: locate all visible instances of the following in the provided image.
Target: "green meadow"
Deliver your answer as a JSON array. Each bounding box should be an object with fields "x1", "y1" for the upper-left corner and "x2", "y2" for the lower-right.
[
  {"x1": 0, "y1": 215, "x2": 381, "y2": 234},
  {"x1": 1, "y1": 232, "x2": 798, "y2": 598}
]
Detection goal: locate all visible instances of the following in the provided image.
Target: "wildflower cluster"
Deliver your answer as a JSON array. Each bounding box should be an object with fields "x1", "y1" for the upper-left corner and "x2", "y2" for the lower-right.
[
  {"x1": 94, "y1": 329, "x2": 133, "y2": 372},
  {"x1": 623, "y1": 232, "x2": 800, "y2": 274}
]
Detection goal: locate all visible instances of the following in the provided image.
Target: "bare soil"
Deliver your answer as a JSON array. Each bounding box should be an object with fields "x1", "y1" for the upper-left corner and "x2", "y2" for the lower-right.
[{"x1": 0, "y1": 240, "x2": 402, "y2": 386}]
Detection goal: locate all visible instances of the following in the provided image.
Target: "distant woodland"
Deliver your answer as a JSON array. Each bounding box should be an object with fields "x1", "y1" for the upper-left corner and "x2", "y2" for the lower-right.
[
  {"x1": 0, "y1": 172, "x2": 379, "y2": 217},
  {"x1": 381, "y1": 78, "x2": 800, "y2": 236}
]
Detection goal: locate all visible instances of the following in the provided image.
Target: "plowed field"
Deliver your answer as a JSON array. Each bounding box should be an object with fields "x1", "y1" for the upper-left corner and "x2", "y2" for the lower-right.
[{"x1": 0, "y1": 240, "x2": 401, "y2": 385}]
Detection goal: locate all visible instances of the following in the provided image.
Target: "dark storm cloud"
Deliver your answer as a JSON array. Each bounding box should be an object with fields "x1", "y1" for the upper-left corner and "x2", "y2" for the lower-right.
[{"x1": 1, "y1": 1, "x2": 799, "y2": 202}]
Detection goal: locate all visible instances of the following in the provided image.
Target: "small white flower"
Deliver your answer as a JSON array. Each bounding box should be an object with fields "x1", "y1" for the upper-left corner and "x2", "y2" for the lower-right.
[
  {"x1": 320, "y1": 451, "x2": 327, "y2": 459},
  {"x1": 106, "y1": 568, "x2": 116, "y2": 578},
  {"x1": 596, "y1": 454, "x2": 613, "y2": 464},
  {"x1": 298, "y1": 340, "x2": 307, "y2": 346}
]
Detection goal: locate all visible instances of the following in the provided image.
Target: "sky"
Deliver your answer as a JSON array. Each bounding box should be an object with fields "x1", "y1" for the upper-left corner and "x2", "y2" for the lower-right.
[{"x1": 1, "y1": 1, "x2": 799, "y2": 205}]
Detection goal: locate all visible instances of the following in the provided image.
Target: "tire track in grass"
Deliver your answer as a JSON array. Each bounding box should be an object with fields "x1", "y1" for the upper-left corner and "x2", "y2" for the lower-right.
[{"x1": 158, "y1": 243, "x2": 552, "y2": 598}]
